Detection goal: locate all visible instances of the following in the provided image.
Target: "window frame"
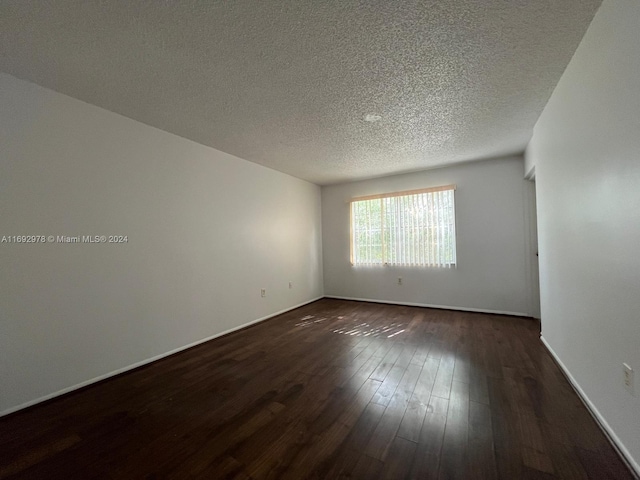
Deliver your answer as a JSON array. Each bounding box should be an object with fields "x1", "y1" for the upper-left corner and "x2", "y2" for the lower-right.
[{"x1": 349, "y1": 184, "x2": 457, "y2": 268}]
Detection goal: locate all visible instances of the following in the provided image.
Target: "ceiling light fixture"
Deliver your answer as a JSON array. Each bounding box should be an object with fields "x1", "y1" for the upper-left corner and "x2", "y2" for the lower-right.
[{"x1": 363, "y1": 114, "x2": 382, "y2": 122}]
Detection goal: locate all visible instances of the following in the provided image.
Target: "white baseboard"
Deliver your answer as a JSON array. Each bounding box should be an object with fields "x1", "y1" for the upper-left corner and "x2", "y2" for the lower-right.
[
  {"x1": 540, "y1": 335, "x2": 640, "y2": 478},
  {"x1": 324, "y1": 295, "x2": 530, "y2": 317},
  {"x1": 0, "y1": 296, "x2": 323, "y2": 418}
]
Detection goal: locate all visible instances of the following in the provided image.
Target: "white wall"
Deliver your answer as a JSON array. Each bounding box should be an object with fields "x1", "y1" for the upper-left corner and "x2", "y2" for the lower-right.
[
  {"x1": 0, "y1": 73, "x2": 323, "y2": 415},
  {"x1": 524, "y1": 151, "x2": 536, "y2": 179},
  {"x1": 526, "y1": 0, "x2": 640, "y2": 472},
  {"x1": 322, "y1": 157, "x2": 539, "y2": 316}
]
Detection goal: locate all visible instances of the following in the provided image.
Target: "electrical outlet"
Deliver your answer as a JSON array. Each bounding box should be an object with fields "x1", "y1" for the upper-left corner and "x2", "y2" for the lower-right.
[
  {"x1": 289, "y1": 281, "x2": 293, "y2": 289},
  {"x1": 261, "y1": 288, "x2": 266, "y2": 298},
  {"x1": 623, "y1": 363, "x2": 634, "y2": 394},
  {"x1": 397, "y1": 277, "x2": 403, "y2": 285}
]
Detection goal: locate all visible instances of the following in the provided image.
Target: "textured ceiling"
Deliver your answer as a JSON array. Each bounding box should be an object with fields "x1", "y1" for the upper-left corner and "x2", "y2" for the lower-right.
[{"x1": 0, "y1": 1, "x2": 602, "y2": 185}]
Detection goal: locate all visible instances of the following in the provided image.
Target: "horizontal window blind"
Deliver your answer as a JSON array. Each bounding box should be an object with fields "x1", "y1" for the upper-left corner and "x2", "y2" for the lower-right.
[{"x1": 350, "y1": 185, "x2": 456, "y2": 267}]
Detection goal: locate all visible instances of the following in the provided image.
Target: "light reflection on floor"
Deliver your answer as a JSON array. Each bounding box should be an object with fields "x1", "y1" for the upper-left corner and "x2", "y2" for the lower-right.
[
  {"x1": 295, "y1": 315, "x2": 407, "y2": 339},
  {"x1": 294, "y1": 315, "x2": 328, "y2": 327}
]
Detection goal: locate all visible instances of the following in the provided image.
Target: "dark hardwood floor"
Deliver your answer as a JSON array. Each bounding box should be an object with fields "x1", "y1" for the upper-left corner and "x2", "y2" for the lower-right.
[{"x1": 0, "y1": 299, "x2": 634, "y2": 479}]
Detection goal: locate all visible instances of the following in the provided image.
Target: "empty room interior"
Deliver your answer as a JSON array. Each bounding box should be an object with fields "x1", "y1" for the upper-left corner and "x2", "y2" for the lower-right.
[{"x1": 1, "y1": 0, "x2": 639, "y2": 479}]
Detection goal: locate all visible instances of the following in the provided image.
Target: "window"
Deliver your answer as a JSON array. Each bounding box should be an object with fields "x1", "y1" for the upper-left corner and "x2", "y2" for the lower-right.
[{"x1": 350, "y1": 185, "x2": 456, "y2": 267}]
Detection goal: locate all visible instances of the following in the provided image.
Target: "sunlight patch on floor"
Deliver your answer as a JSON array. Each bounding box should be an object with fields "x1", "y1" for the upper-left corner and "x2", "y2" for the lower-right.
[
  {"x1": 332, "y1": 322, "x2": 406, "y2": 338},
  {"x1": 295, "y1": 315, "x2": 328, "y2": 327}
]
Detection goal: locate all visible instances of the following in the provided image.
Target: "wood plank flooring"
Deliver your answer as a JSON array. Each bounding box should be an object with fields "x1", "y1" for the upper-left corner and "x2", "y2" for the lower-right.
[{"x1": 0, "y1": 299, "x2": 634, "y2": 479}]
